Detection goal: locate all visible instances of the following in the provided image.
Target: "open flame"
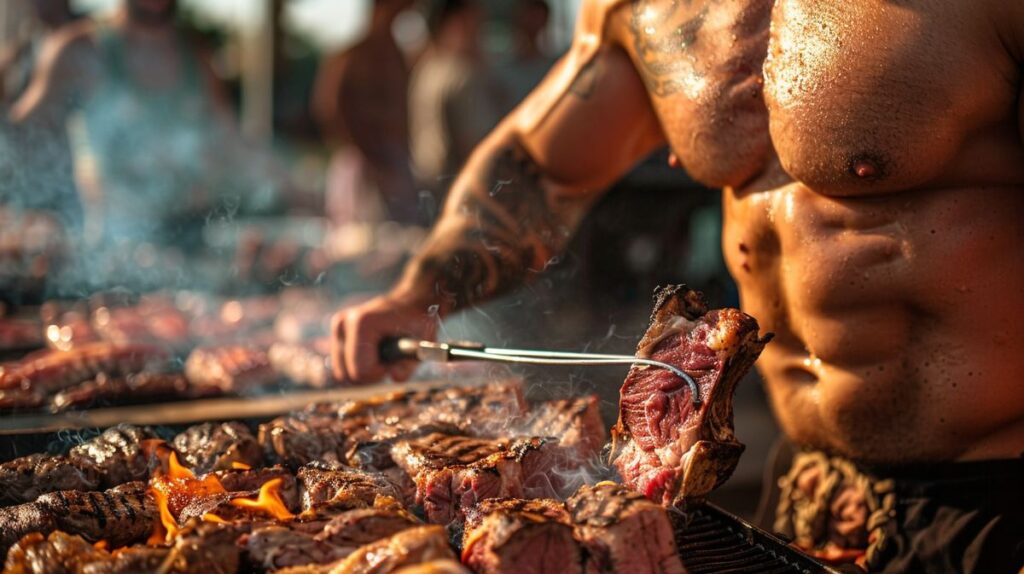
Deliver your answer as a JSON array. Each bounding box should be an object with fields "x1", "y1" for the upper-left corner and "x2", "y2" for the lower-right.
[
  {"x1": 228, "y1": 478, "x2": 295, "y2": 521},
  {"x1": 145, "y1": 442, "x2": 294, "y2": 544},
  {"x1": 230, "y1": 461, "x2": 252, "y2": 470}
]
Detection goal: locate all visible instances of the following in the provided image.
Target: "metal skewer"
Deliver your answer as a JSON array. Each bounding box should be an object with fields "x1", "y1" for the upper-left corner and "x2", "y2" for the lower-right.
[{"x1": 380, "y1": 338, "x2": 702, "y2": 407}]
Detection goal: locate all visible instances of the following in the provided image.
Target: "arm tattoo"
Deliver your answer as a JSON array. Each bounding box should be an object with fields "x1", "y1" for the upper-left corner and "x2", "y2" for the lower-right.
[
  {"x1": 630, "y1": 0, "x2": 710, "y2": 97},
  {"x1": 407, "y1": 145, "x2": 572, "y2": 312}
]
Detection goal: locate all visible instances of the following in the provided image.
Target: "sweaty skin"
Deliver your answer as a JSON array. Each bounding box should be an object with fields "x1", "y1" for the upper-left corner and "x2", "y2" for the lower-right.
[{"x1": 333, "y1": 0, "x2": 1024, "y2": 465}]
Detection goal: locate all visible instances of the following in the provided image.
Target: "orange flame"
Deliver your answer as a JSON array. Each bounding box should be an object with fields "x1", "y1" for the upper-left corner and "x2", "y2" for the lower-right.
[
  {"x1": 202, "y1": 512, "x2": 228, "y2": 523},
  {"x1": 230, "y1": 461, "x2": 252, "y2": 470},
  {"x1": 93, "y1": 540, "x2": 108, "y2": 551},
  {"x1": 147, "y1": 446, "x2": 227, "y2": 544},
  {"x1": 229, "y1": 478, "x2": 295, "y2": 521}
]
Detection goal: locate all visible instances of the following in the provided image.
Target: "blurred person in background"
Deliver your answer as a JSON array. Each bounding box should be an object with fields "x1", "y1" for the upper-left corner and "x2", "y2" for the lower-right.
[
  {"x1": 494, "y1": 0, "x2": 556, "y2": 113},
  {"x1": 312, "y1": 0, "x2": 420, "y2": 227},
  {"x1": 0, "y1": 0, "x2": 80, "y2": 108},
  {"x1": 8, "y1": 0, "x2": 265, "y2": 249},
  {"x1": 408, "y1": 0, "x2": 501, "y2": 205}
]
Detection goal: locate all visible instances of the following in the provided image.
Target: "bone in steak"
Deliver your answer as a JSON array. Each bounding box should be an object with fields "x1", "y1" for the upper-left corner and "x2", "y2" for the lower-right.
[
  {"x1": 184, "y1": 345, "x2": 277, "y2": 393},
  {"x1": 567, "y1": 482, "x2": 685, "y2": 574},
  {"x1": 611, "y1": 285, "x2": 769, "y2": 504},
  {"x1": 173, "y1": 422, "x2": 264, "y2": 474},
  {"x1": 0, "y1": 342, "x2": 170, "y2": 395},
  {"x1": 462, "y1": 498, "x2": 582, "y2": 574},
  {"x1": 49, "y1": 372, "x2": 191, "y2": 412}
]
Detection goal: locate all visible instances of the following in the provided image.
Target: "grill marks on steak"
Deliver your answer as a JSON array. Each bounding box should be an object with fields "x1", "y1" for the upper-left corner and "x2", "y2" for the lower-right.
[
  {"x1": 514, "y1": 396, "x2": 606, "y2": 460},
  {"x1": 328, "y1": 525, "x2": 457, "y2": 574},
  {"x1": 0, "y1": 481, "x2": 156, "y2": 556},
  {"x1": 611, "y1": 286, "x2": 769, "y2": 504},
  {"x1": 396, "y1": 436, "x2": 563, "y2": 525},
  {"x1": 567, "y1": 483, "x2": 685, "y2": 574},
  {"x1": 462, "y1": 498, "x2": 582, "y2": 574},
  {"x1": 0, "y1": 342, "x2": 170, "y2": 395},
  {"x1": 298, "y1": 462, "x2": 404, "y2": 512},
  {"x1": 0, "y1": 425, "x2": 158, "y2": 506},
  {"x1": 259, "y1": 413, "x2": 349, "y2": 469},
  {"x1": 173, "y1": 422, "x2": 264, "y2": 474},
  {"x1": 49, "y1": 372, "x2": 192, "y2": 412}
]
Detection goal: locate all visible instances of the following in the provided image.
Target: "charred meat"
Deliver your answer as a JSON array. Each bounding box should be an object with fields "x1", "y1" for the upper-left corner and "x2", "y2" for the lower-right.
[
  {"x1": 49, "y1": 372, "x2": 191, "y2": 412},
  {"x1": 259, "y1": 413, "x2": 349, "y2": 469},
  {"x1": 514, "y1": 396, "x2": 605, "y2": 460},
  {"x1": 0, "y1": 454, "x2": 100, "y2": 506},
  {"x1": 173, "y1": 422, "x2": 264, "y2": 474},
  {"x1": 0, "y1": 342, "x2": 170, "y2": 395},
  {"x1": 184, "y1": 345, "x2": 277, "y2": 393},
  {"x1": 462, "y1": 498, "x2": 581, "y2": 574},
  {"x1": 69, "y1": 424, "x2": 160, "y2": 488},
  {"x1": 567, "y1": 482, "x2": 685, "y2": 574},
  {"x1": 611, "y1": 286, "x2": 769, "y2": 504},
  {"x1": 298, "y1": 462, "x2": 403, "y2": 512},
  {"x1": 327, "y1": 525, "x2": 457, "y2": 574}
]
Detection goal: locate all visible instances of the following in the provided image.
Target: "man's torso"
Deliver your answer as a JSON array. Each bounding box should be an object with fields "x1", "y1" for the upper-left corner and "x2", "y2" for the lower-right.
[{"x1": 607, "y1": 0, "x2": 1024, "y2": 464}]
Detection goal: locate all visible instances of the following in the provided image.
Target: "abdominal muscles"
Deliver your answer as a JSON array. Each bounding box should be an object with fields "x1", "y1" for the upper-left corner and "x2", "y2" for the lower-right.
[{"x1": 723, "y1": 180, "x2": 1024, "y2": 464}]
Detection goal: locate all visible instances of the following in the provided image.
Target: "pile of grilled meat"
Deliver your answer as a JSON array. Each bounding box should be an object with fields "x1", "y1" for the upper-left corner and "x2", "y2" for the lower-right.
[
  {"x1": 0, "y1": 286, "x2": 770, "y2": 573},
  {"x1": 0, "y1": 290, "x2": 340, "y2": 412}
]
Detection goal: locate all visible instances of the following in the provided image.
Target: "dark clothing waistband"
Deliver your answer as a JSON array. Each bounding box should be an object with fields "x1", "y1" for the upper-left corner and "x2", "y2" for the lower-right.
[{"x1": 761, "y1": 439, "x2": 1024, "y2": 574}]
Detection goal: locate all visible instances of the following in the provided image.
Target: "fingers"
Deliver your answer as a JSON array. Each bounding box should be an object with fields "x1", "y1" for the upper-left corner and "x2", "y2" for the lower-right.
[
  {"x1": 344, "y1": 311, "x2": 388, "y2": 383},
  {"x1": 330, "y1": 311, "x2": 349, "y2": 382}
]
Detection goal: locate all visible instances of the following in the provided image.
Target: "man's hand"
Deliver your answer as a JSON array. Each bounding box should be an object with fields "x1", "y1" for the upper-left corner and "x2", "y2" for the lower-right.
[{"x1": 330, "y1": 294, "x2": 438, "y2": 384}]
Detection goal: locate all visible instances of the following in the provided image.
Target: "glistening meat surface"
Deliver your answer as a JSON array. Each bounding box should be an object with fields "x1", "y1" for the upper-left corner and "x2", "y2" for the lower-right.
[{"x1": 611, "y1": 286, "x2": 770, "y2": 505}]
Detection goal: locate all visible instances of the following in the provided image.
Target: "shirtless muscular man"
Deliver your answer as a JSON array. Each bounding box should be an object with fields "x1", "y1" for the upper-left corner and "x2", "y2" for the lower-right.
[{"x1": 332, "y1": 2, "x2": 1024, "y2": 571}]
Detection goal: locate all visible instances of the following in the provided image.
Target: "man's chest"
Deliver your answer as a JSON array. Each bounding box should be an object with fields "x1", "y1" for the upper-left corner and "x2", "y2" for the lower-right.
[{"x1": 618, "y1": 0, "x2": 1021, "y2": 195}]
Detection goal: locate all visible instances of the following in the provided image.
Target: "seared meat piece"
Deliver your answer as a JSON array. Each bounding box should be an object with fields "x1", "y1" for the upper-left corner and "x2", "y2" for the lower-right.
[
  {"x1": 0, "y1": 481, "x2": 156, "y2": 556},
  {"x1": 244, "y1": 505, "x2": 420, "y2": 571},
  {"x1": 156, "y1": 522, "x2": 242, "y2": 574},
  {"x1": 394, "y1": 435, "x2": 563, "y2": 524},
  {"x1": 0, "y1": 504, "x2": 56, "y2": 560},
  {"x1": 337, "y1": 381, "x2": 527, "y2": 434},
  {"x1": 68, "y1": 424, "x2": 159, "y2": 487},
  {"x1": 298, "y1": 462, "x2": 403, "y2": 512},
  {"x1": 3, "y1": 531, "x2": 107, "y2": 574},
  {"x1": 0, "y1": 342, "x2": 169, "y2": 395},
  {"x1": 0, "y1": 425, "x2": 156, "y2": 506},
  {"x1": 36, "y1": 482, "x2": 155, "y2": 548},
  {"x1": 81, "y1": 546, "x2": 171, "y2": 574},
  {"x1": 391, "y1": 561, "x2": 470, "y2": 574},
  {"x1": 244, "y1": 526, "x2": 352, "y2": 572},
  {"x1": 184, "y1": 345, "x2": 277, "y2": 393},
  {"x1": 0, "y1": 317, "x2": 44, "y2": 352},
  {"x1": 259, "y1": 413, "x2": 348, "y2": 468},
  {"x1": 49, "y1": 372, "x2": 191, "y2": 412},
  {"x1": 514, "y1": 396, "x2": 606, "y2": 459},
  {"x1": 173, "y1": 422, "x2": 264, "y2": 474},
  {"x1": 269, "y1": 340, "x2": 335, "y2": 388},
  {"x1": 0, "y1": 453, "x2": 100, "y2": 506},
  {"x1": 0, "y1": 387, "x2": 45, "y2": 410},
  {"x1": 611, "y1": 286, "x2": 769, "y2": 504},
  {"x1": 90, "y1": 301, "x2": 192, "y2": 352},
  {"x1": 328, "y1": 525, "x2": 457, "y2": 574},
  {"x1": 567, "y1": 482, "x2": 684, "y2": 574},
  {"x1": 462, "y1": 498, "x2": 582, "y2": 574},
  {"x1": 206, "y1": 465, "x2": 300, "y2": 511}
]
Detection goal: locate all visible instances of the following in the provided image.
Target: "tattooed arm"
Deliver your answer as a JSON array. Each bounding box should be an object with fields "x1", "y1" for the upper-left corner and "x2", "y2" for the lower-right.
[{"x1": 332, "y1": 0, "x2": 665, "y2": 383}]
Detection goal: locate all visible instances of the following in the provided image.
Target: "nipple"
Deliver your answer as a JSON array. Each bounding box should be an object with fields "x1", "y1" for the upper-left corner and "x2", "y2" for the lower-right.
[{"x1": 847, "y1": 153, "x2": 886, "y2": 181}]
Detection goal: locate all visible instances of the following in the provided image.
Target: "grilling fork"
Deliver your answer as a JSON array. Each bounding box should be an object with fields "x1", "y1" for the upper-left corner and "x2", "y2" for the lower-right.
[{"x1": 379, "y1": 337, "x2": 702, "y2": 406}]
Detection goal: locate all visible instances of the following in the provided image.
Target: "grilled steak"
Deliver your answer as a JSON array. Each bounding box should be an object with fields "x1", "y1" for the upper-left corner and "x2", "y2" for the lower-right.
[
  {"x1": 184, "y1": 345, "x2": 277, "y2": 393},
  {"x1": 269, "y1": 340, "x2": 335, "y2": 388},
  {"x1": 462, "y1": 498, "x2": 582, "y2": 574},
  {"x1": 298, "y1": 462, "x2": 403, "y2": 512},
  {"x1": 68, "y1": 425, "x2": 160, "y2": 488},
  {"x1": 0, "y1": 342, "x2": 169, "y2": 395},
  {"x1": 259, "y1": 413, "x2": 349, "y2": 469},
  {"x1": 514, "y1": 396, "x2": 605, "y2": 460},
  {"x1": 0, "y1": 454, "x2": 100, "y2": 506},
  {"x1": 3, "y1": 531, "x2": 107, "y2": 574},
  {"x1": 0, "y1": 425, "x2": 157, "y2": 506},
  {"x1": 327, "y1": 524, "x2": 457, "y2": 574},
  {"x1": 173, "y1": 466, "x2": 300, "y2": 522},
  {"x1": 0, "y1": 317, "x2": 44, "y2": 352},
  {"x1": 0, "y1": 387, "x2": 45, "y2": 410},
  {"x1": 49, "y1": 372, "x2": 191, "y2": 412},
  {"x1": 394, "y1": 435, "x2": 562, "y2": 524},
  {"x1": 173, "y1": 422, "x2": 264, "y2": 474},
  {"x1": 567, "y1": 482, "x2": 684, "y2": 574},
  {"x1": 81, "y1": 546, "x2": 171, "y2": 574},
  {"x1": 611, "y1": 286, "x2": 769, "y2": 504},
  {"x1": 244, "y1": 504, "x2": 420, "y2": 571},
  {"x1": 0, "y1": 481, "x2": 156, "y2": 556},
  {"x1": 156, "y1": 522, "x2": 242, "y2": 574},
  {"x1": 391, "y1": 561, "x2": 470, "y2": 574}
]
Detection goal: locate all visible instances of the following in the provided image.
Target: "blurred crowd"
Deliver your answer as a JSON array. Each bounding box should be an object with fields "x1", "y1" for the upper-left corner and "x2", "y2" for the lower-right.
[{"x1": 0, "y1": 0, "x2": 557, "y2": 303}]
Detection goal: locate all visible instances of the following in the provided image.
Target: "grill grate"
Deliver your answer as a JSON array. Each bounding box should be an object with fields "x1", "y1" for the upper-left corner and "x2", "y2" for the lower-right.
[{"x1": 673, "y1": 504, "x2": 839, "y2": 574}]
